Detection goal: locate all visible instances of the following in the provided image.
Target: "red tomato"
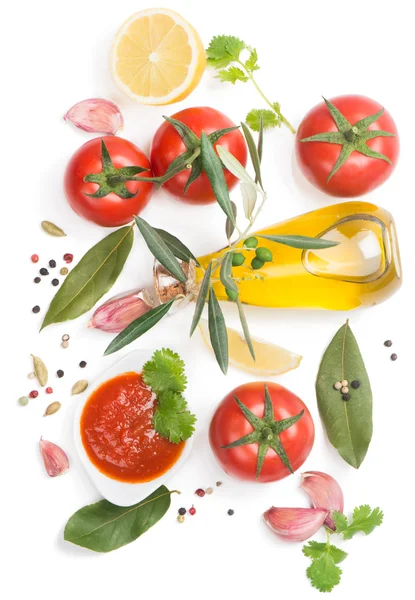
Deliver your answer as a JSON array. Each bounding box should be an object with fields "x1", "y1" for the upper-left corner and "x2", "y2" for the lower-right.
[
  {"x1": 150, "y1": 107, "x2": 248, "y2": 204},
  {"x1": 209, "y1": 382, "x2": 314, "y2": 483},
  {"x1": 296, "y1": 95, "x2": 399, "y2": 197},
  {"x1": 65, "y1": 136, "x2": 154, "y2": 227}
]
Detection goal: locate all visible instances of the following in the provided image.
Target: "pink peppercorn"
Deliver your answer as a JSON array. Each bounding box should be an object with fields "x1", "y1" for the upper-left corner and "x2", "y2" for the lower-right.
[
  {"x1": 189, "y1": 506, "x2": 196, "y2": 515},
  {"x1": 46, "y1": 387, "x2": 53, "y2": 394},
  {"x1": 63, "y1": 253, "x2": 73, "y2": 264},
  {"x1": 195, "y1": 488, "x2": 205, "y2": 497},
  {"x1": 31, "y1": 254, "x2": 39, "y2": 263},
  {"x1": 29, "y1": 390, "x2": 39, "y2": 399}
]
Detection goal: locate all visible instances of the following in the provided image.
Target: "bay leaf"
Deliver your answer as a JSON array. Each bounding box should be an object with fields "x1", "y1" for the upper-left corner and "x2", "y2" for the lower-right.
[
  {"x1": 41, "y1": 226, "x2": 134, "y2": 329},
  {"x1": 208, "y1": 287, "x2": 228, "y2": 375},
  {"x1": 316, "y1": 320, "x2": 372, "y2": 469},
  {"x1": 41, "y1": 220, "x2": 66, "y2": 237},
  {"x1": 64, "y1": 485, "x2": 176, "y2": 553},
  {"x1": 31, "y1": 354, "x2": 48, "y2": 387}
]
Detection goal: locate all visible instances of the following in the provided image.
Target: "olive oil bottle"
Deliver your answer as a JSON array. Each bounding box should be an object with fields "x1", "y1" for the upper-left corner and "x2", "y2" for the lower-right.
[{"x1": 197, "y1": 202, "x2": 401, "y2": 310}]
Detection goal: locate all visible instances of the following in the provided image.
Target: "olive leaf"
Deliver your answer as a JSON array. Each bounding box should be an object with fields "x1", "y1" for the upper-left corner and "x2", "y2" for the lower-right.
[
  {"x1": 217, "y1": 144, "x2": 257, "y2": 189},
  {"x1": 41, "y1": 226, "x2": 134, "y2": 329},
  {"x1": 200, "y1": 133, "x2": 236, "y2": 225},
  {"x1": 258, "y1": 234, "x2": 340, "y2": 250},
  {"x1": 208, "y1": 287, "x2": 229, "y2": 375},
  {"x1": 104, "y1": 299, "x2": 175, "y2": 356},
  {"x1": 190, "y1": 261, "x2": 212, "y2": 337},
  {"x1": 64, "y1": 485, "x2": 177, "y2": 553},
  {"x1": 241, "y1": 181, "x2": 257, "y2": 220},
  {"x1": 154, "y1": 228, "x2": 199, "y2": 265},
  {"x1": 225, "y1": 201, "x2": 237, "y2": 240},
  {"x1": 220, "y1": 252, "x2": 238, "y2": 293},
  {"x1": 135, "y1": 217, "x2": 187, "y2": 284},
  {"x1": 241, "y1": 121, "x2": 263, "y2": 189},
  {"x1": 316, "y1": 320, "x2": 372, "y2": 469},
  {"x1": 235, "y1": 298, "x2": 255, "y2": 360}
]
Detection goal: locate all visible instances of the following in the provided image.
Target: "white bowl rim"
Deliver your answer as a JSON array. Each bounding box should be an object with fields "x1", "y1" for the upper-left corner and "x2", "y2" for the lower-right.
[{"x1": 73, "y1": 349, "x2": 193, "y2": 507}]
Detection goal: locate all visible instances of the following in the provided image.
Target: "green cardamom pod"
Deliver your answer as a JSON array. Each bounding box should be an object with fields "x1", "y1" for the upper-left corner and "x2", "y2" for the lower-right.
[
  {"x1": 44, "y1": 401, "x2": 61, "y2": 416},
  {"x1": 41, "y1": 220, "x2": 66, "y2": 237},
  {"x1": 31, "y1": 354, "x2": 48, "y2": 387},
  {"x1": 72, "y1": 380, "x2": 88, "y2": 395}
]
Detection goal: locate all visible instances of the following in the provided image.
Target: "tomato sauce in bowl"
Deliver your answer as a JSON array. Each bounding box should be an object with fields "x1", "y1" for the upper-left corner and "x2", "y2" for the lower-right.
[{"x1": 80, "y1": 372, "x2": 184, "y2": 483}]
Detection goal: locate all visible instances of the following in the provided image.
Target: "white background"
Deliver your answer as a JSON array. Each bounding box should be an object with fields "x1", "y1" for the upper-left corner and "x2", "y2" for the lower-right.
[{"x1": 2, "y1": 0, "x2": 414, "y2": 597}]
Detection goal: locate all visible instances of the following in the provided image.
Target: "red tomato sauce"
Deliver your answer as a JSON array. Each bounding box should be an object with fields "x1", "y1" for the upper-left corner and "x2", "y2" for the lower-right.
[{"x1": 80, "y1": 372, "x2": 184, "y2": 483}]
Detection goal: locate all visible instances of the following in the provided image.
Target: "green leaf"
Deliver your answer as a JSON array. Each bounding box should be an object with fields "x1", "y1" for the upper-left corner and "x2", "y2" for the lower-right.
[
  {"x1": 206, "y1": 35, "x2": 246, "y2": 67},
  {"x1": 305, "y1": 552, "x2": 344, "y2": 593},
  {"x1": 217, "y1": 144, "x2": 257, "y2": 187},
  {"x1": 303, "y1": 540, "x2": 348, "y2": 564},
  {"x1": 225, "y1": 201, "x2": 237, "y2": 241},
  {"x1": 246, "y1": 109, "x2": 280, "y2": 132},
  {"x1": 241, "y1": 121, "x2": 263, "y2": 189},
  {"x1": 153, "y1": 391, "x2": 196, "y2": 443},
  {"x1": 236, "y1": 297, "x2": 255, "y2": 360},
  {"x1": 64, "y1": 485, "x2": 176, "y2": 553},
  {"x1": 200, "y1": 132, "x2": 236, "y2": 225},
  {"x1": 135, "y1": 217, "x2": 187, "y2": 284},
  {"x1": 245, "y1": 48, "x2": 259, "y2": 72},
  {"x1": 104, "y1": 299, "x2": 174, "y2": 356},
  {"x1": 220, "y1": 252, "x2": 238, "y2": 292},
  {"x1": 335, "y1": 506, "x2": 383, "y2": 539},
  {"x1": 184, "y1": 156, "x2": 202, "y2": 194},
  {"x1": 208, "y1": 287, "x2": 229, "y2": 374},
  {"x1": 142, "y1": 348, "x2": 187, "y2": 393},
  {"x1": 190, "y1": 261, "x2": 212, "y2": 336},
  {"x1": 257, "y1": 234, "x2": 340, "y2": 249},
  {"x1": 332, "y1": 511, "x2": 348, "y2": 533},
  {"x1": 217, "y1": 66, "x2": 248, "y2": 84},
  {"x1": 163, "y1": 116, "x2": 200, "y2": 150},
  {"x1": 41, "y1": 226, "x2": 134, "y2": 329},
  {"x1": 257, "y1": 115, "x2": 264, "y2": 163},
  {"x1": 323, "y1": 97, "x2": 352, "y2": 133},
  {"x1": 316, "y1": 320, "x2": 373, "y2": 468},
  {"x1": 154, "y1": 228, "x2": 198, "y2": 265},
  {"x1": 208, "y1": 126, "x2": 240, "y2": 146}
]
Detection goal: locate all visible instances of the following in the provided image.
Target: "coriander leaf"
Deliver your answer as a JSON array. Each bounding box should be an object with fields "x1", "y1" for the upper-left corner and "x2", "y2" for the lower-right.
[
  {"x1": 306, "y1": 554, "x2": 343, "y2": 593},
  {"x1": 153, "y1": 391, "x2": 196, "y2": 444},
  {"x1": 338, "y1": 506, "x2": 383, "y2": 540},
  {"x1": 332, "y1": 511, "x2": 348, "y2": 533},
  {"x1": 303, "y1": 541, "x2": 348, "y2": 564},
  {"x1": 217, "y1": 67, "x2": 248, "y2": 84},
  {"x1": 246, "y1": 109, "x2": 281, "y2": 132},
  {"x1": 206, "y1": 35, "x2": 245, "y2": 68},
  {"x1": 142, "y1": 348, "x2": 187, "y2": 394},
  {"x1": 245, "y1": 48, "x2": 259, "y2": 72}
]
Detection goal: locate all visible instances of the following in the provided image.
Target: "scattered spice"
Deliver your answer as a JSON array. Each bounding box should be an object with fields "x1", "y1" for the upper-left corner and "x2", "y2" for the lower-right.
[
  {"x1": 333, "y1": 381, "x2": 342, "y2": 390},
  {"x1": 79, "y1": 361, "x2": 87, "y2": 368},
  {"x1": 28, "y1": 372, "x2": 36, "y2": 379},
  {"x1": 32, "y1": 305, "x2": 40, "y2": 314},
  {"x1": 384, "y1": 340, "x2": 393, "y2": 347},
  {"x1": 64, "y1": 253, "x2": 74, "y2": 264},
  {"x1": 72, "y1": 380, "x2": 88, "y2": 395},
  {"x1": 18, "y1": 396, "x2": 29, "y2": 406},
  {"x1": 31, "y1": 254, "x2": 39, "y2": 263},
  {"x1": 40, "y1": 267, "x2": 49, "y2": 276},
  {"x1": 60, "y1": 267, "x2": 69, "y2": 276},
  {"x1": 39, "y1": 437, "x2": 70, "y2": 477},
  {"x1": 62, "y1": 334, "x2": 70, "y2": 341},
  {"x1": 41, "y1": 220, "x2": 66, "y2": 237},
  {"x1": 206, "y1": 487, "x2": 214, "y2": 495},
  {"x1": 46, "y1": 387, "x2": 53, "y2": 394},
  {"x1": 342, "y1": 393, "x2": 351, "y2": 401},
  {"x1": 52, "y1": 278, "x2": 59, "y2": 286},
  {"x1": 390, "y1": 353, "x2": 398, "y2": 361},
  {"x1": 29, "y1": 390, "x2": 39, "y2": 399},
  {"x1": 31, "y1": 354, "x2": 48, "y2": 387},
  {"x1": 49, "y1": 259, "x2": 57, "y2": 268},
  {"x1": 34, "y1": 277, "x2": 41, "y2": 284},
  {"x1": 177, "y1": 515, "x2": 185, "y2": 523},
  {"x1": 195, "y1": 488, "x2": 205, "y2": 497},
  {"x1": 341, "y1": 379, "x2": 348, "y2": 387},
  {"x1": 61, "y1": 341, "x2": 69, "y2": 349},
  {"x1": 216, "y1": 481, "x2": 222, "y2": 487},
  {"x1": 227, "y1": 509, "x2": 235, "y2": 516},
  {"x1": 56, "y1": 369, "x2": 64, "y2": 378},
  {"x1": 44, "y1": 401, "x2": 61, "y2": 416},
  {"x1": 341, "y1": 386, "x2": 349, "y2": 394},
  {"x1": 351, "y1": 380, "x2": 360, "y2": 389},
  {"x1": 178, "y1": 507, "x2": 186, "y2": 516},
  {"x1": 189, "y1": 506, "x2": 196, "y2": 515}
]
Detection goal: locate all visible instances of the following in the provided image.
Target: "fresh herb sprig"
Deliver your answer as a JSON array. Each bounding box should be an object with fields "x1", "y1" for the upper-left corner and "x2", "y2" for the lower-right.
[
  {"x1": 206, "y1": 35, "x2": 295, "y2": 134},
  {"x1": 142, "y1": 348, "x2": 196, "y2": 443},
  {"x1": 303, "y1": 505, "x2": 383, "y2": 593},
  {"x1": 104, "y1": 121, "x2": 339, "y2": 373}
]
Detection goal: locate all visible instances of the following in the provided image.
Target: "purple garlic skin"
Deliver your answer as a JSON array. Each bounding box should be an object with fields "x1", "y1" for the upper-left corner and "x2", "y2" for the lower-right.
[
  {"x1": 301, "y1": 471, "x2": 344, "y2": 530},
  {"x1": 88, "y1": 289, "x2": 154, "y2": 333},
  {"x1": 263, "y1": 507, "x2": 329, "y2": 542},
  {"x1": 40, "y1": 438, "x2": 70, "y2": 477},
  {"x1": 64, "y1": 98, "x2": 124, "y2": 135}
]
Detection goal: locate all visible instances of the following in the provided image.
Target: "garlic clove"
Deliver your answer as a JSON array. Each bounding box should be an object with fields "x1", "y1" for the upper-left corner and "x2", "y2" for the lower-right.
[
  {"x1": 301, "y1": 471, "x2": 344, "y2": 530},
  {"x1": 39, "y1": 437, "x2": 70, "y2": 477},
  {"x1": 88, "y1": 288, "x2": 154, "y2": 333},
  {"x1": 64, "y1": 98, "x2": 124, "y2": 135},
  {"x1": 263, "y1": 507, "x2": 328, "y2": 542}
]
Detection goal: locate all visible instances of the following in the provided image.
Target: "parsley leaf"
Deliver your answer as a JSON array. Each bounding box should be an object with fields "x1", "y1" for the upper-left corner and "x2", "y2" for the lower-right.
[
  {"x1": 206, "y1": 35, "x2": 246, "y2": 68},
  {"x1": 245, "y1": 48, "x2": 259, "y2": 72},
  {"x1": 142, "y1": 348, "x2": 187, "y2": 393},
  {"x1": 217, "y1": 67, "x2": 248, "y2": 84},
  {"x1": 303, "y1": 541, "x2": 347, "y2": 593},
  {"x1": 246, "y1": 109, "x2": 281, "y2": 132},
  {"x1": 153, "y1": 391, "x2": 196, "y2": 444},
  {"x1": 333, "y1": 506, "x2": 384, "y2": 540}
]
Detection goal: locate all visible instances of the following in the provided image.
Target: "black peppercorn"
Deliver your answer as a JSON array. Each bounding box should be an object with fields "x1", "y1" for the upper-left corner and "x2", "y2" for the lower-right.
[
  {"x1": 351, "y1": 380, "x2": 360, "y2": 389},
  {"x1": 56, "y1": 369, "x2": 64, "y2": 378},
  {"x1": 51, "y1": 278, "x2": 59, "y2": 286},
  {"x1": 32, "y1": 305, "x2": 40, "y2": 314},
  {"x1": 384, "y1": 340, "x2": 392, "y2": 347},
  {"x1": 34, "y1": 277, "x2": 41, "y2": 283},
  {"x1": 79, "y1": 360, "x2": 87, "y2": 368},
  {"x1": 178, "y1": 507, "x2": 186, "y2": 516},
  {"x1": 39, "y1": 268, "x2": 49, "y2": 276},
  {"x1": 227, "y1": 509, "x2": 234, "y2": 516},
  {"x1": 342, "y1": 393, "x2": 351, "y2": 401},
  {"x1": 49, "y1": 259, "x2": 57, "y2": 268},
  {"x1": 390, "y1": 353, "x2": 398, "y2": 361}
]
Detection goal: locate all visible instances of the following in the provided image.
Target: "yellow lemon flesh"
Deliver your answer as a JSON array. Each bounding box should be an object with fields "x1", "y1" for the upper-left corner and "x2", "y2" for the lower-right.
[
  {"x1": 111, "y1": 8, "x2": 206, "y2": 105},
  {"x1": 198, "y1": 319, "x2": 302, "y2": 376}
]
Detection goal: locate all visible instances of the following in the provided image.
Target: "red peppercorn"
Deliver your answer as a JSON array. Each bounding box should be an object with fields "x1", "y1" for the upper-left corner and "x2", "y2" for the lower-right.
[
  {"x1": 29, "y1": 390, "x2": 39, "y2": 399},
  {"x1": 46, "y1": 387, "x2": 53, "y2": 394},
  {"x1": 31, "y1": 254, "x2": 39, "y2": 263},
  {"x1": 63, "y1": 253, "x2": 73, "y2": 264},
  {"x1": 195, "y1": 488, "x2": 205, "y2": 497},
  {"x1": 189, "y1": 506, "x2": 196, "y2": 515}
]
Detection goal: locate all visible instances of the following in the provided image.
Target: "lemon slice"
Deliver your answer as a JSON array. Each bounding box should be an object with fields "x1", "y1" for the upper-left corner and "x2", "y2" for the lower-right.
[
  {"x1": 198, "y1": 319, "x2": 302, "y2": 376},
  {"x1": 111, "y1": 8, "x2": 206, "y2": 105}
]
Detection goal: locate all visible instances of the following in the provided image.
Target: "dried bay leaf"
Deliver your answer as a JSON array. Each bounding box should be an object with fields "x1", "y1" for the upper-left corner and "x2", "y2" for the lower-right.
[
  {"x1": 316, "y1": 320, "x2": 372, "y2": 469},
  {"x1": 41, "y1": 226, "x2": 134, "y2": 329},
  {"x1": 64, "y1": 485, "x2": 177, "y2": 552},
  {"x1": 41, "y1": 221, "x2": 66, "y2": 237},
  {"x1": 31, "y1": 354, "x2": 48, "y2": 387},
  {"x1": 72, "y1": 380, "x2": 88, "y2": 395}
]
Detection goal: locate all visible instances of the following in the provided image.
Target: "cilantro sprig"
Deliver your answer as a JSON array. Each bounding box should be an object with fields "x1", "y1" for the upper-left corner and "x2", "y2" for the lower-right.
[
  {"x1": 142, "y1": 348, "x2": 196, "y2": 444},
  {"x1": 303, "y1": 506, "x2": 383, "y2": 593},
  {"x1": 206, "y1": 35, "x2": 295, "y2": 134}
]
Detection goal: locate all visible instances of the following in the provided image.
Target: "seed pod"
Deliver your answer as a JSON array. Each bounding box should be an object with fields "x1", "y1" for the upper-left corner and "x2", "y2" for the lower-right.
[
  {"x1": 31, "y1": 354, "x2": 48, "y2": 387},
  {"x1": 44, "y1": 401, "x2": 61, "y2": 416},
  {"x1": 72, "y1": 380, "x2": 88, "y2": 395},
  {"x1": 41, "y1": 221, "x2": 66, "y2": 237}
]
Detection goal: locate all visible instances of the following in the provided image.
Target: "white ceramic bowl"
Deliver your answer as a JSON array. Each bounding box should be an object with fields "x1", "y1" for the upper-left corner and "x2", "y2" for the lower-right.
[{"x1": 74, "y1": 349, "x2": 193, "y2": 506}]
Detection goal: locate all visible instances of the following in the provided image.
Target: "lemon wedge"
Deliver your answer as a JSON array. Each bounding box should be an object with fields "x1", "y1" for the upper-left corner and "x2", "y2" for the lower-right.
[
  {"x1": 198, "y1": 319, "x2": 302, "y2": 376},
  {"x1": 111, "y1": 8, "x2": 206, "y2": 105}
]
